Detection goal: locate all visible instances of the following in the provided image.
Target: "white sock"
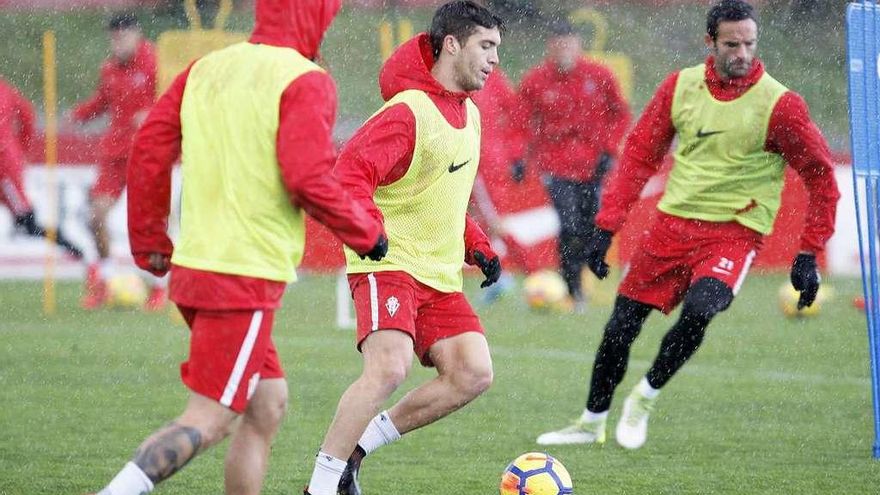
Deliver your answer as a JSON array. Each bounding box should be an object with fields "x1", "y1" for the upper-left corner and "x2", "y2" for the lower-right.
[
  {"x1": 357, "y1": 410, "x2": 401, "y2": 455},
  {"x1": 98, "y1": 461, "x2": 154, "y2": 495},
  {"x1": 637, "y1": 377, "x2": 661, "y2": 399},
  {"x1": 307, "y1": 451, "x2": 347, "y2": 495},
  {"x1": 580, "y1": 409, "x2": 608, "y2": 423}
]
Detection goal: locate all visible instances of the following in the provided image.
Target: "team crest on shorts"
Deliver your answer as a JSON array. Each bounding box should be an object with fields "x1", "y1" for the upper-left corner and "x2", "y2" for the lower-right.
[{"x1": 385, "y1": 296, "x2": 400, "y2": 317}]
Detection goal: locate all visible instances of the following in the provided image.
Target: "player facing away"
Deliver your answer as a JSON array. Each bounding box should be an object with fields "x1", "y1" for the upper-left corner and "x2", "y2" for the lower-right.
[
  {"x1": 89, "y1": 0, "x2": 387, "y2": 494},
  {"x1": 0, "y1": 76, "x2": 83, "y2": 257},
  {"x1": 537, "y1": 0, "x2": 840, "y2": 450},
  {"x1": 69, "y1": 13, "x2": 165, "y2": 310},
  {"x1": 304, "y1": 2, "x2": 504, "y2": 494}
]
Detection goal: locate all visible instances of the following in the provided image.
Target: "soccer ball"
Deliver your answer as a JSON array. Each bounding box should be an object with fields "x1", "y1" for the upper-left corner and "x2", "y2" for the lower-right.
[
  {"x1": 500, "y1": 452, "x2": 573, "y2": 495},
  {"x1": 523, "y1": 270, "x2": 569, "y2": 311},
  {"x1": 106, "y1": 273, "x2": 147, "y2": 309},
  {"x1": 778, "y1": 283, "x2": 832, "y2": 318}
]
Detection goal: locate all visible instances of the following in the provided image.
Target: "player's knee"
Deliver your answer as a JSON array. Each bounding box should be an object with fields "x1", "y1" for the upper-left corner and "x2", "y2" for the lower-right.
[
  {"x1": 245, "y1": 384, "x2": 288, "y2": 435},
  {"x1": 683, "y1": 277, "x2": 734, "y2": 320},
  {"x1": 449, "y1": 362, "x2": 494, "y2": 399},
  {"x1": 363, "y1": 359, "x2": 411, "y2": 392}
]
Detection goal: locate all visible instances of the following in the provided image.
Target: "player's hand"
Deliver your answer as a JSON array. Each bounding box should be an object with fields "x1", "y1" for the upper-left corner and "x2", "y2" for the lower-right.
[
  {"x1": 473, "y1": 250, "x2": 502, "y2": 288},
  {"x1": 360, "y1": 234, "x2": 388, "y2": 261},
  {"x1": 790, "y1": 252, "x2": 820, "y2": 309},
  {"x1": 148, "y1": 253, "x2": 170, "y2": 272},
  {"x1": 584, "y1": 228, "x2": 613, "y2": 280},
  {"x1": 510, "y1": 160, "x2": 526, "y2": 183}
]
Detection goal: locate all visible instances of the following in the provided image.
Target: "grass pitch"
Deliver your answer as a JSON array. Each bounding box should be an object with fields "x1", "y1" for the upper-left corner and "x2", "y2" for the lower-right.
[{"x1": 0, "y1": 272, "x2": 877, "y2": 494}]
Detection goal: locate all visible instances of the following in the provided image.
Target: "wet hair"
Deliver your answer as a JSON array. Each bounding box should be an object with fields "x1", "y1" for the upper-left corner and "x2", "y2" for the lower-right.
[
  {"x1": 429, "y1": 0, "x2": 504, "y2": 59},
  {"x1": 107, "y1": 12, "x2": 139, "y2": 31},
  {"x1": 706, "y1": 0, "x2": 756, "y2": 41},
  {"x1": 547, "y1": 19, "x2": 576, "y2": 37}
]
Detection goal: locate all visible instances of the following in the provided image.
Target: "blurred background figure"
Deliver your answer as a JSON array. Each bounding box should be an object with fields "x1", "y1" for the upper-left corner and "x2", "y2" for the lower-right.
[
  {"x1": 469, "y1": 67, "x2": 526, "y2": 305},
  {"x1": 514, "y1": 19, "x2": 630, "y2": 311},
  {"x1": 68, "y1": 12, "x2": 164, "y2": 311},
  {"x1": 0, "y1": 76, "x2": 83, "y2": 258}
]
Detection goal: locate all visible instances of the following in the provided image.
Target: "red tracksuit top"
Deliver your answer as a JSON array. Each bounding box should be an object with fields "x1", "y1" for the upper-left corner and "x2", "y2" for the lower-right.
[
  {"x1": 0, "y1": 78, "x2": 36, "y2": 214},
  {"x1": 126, "y1": 0, "x2": 384, "y2": 309},
  {"x1": 333, "y1": 33, "x2": 495, "y2": 266},
  {"x1": 596, "y1": 57, "x2": 840, "y2": 254},
  {"x1": 72, "y1": 40, "x2": 157, "y2": 160},
  {"x1": 515, "y1": 57, "x2": 631, "y2": 182}
]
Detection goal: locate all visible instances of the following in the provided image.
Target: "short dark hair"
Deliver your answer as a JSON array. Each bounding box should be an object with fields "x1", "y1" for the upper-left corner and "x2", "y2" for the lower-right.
[
  {"x1": 107, "y1": 12, "x2": 139, "y2": 31},
  {"x1": 429, "y1": 1, "x2": 504, "y2": 59},
  {"x1": 706, "y1": 0, "x2": 756, "y2": 41},
  {"x1": 547, "y1": 19, "x2": 576, "y2": 37}
]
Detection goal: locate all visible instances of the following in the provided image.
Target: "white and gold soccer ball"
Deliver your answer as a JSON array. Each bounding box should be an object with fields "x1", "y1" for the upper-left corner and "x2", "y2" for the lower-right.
[
  {"x1": 107, "y1": 273, "x2": 148, "y2": 309},
  {"x1": 522, "y1": 270, "x2": 569, "y2": 311},
  {"x1": 778, "y1": 283, "x2": 832, "y2": 318},
  {"x1": 500, "y1": 452, "x2": 573, "y2": 495}
]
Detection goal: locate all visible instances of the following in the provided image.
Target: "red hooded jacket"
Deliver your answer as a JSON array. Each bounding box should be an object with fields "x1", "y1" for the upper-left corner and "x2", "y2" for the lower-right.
[
  {"x1": 470, "y1": 68, "x2": 523, "y2": 178},
  {"x1": 596, "y1": 57, "x2": 840, "y2": 254},
  {"x1": 515, "y1": 57, "x2": 631, "y2": 182},
  {"x1": 127, "y1": 0, "x2": 384, "y2": 309},
  {"x1": 72, "y1": 40, "x2": 156, "y2": 160},
  {"x1": 0, "y1": 77, "x2": 35, "y2": 215},
  {"x1": 333, "y1": 33, "x2": 495, "y2": 267}
]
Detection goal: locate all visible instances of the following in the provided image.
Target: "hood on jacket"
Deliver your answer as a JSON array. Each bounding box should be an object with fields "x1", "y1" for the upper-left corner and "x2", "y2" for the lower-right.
[
  {"x1": 249, "y1": 0, "x2": 341, "y2": 59},
  {"x1": 379, "y1": 32, "x2": 467, "y2": 102}
]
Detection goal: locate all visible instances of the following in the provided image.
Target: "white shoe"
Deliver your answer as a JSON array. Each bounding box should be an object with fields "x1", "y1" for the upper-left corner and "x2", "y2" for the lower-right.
[
  {"x1": 615, "y1": 388, "x2": 657, "y2": 449},
  {"x1": 536, "y1": 418, "x2": 606, "y2": 445}
]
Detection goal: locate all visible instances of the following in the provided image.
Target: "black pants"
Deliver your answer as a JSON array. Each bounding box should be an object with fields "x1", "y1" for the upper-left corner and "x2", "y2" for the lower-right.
[{"x1": 545, "y1": 176, "x2": 601, "y2": 300}]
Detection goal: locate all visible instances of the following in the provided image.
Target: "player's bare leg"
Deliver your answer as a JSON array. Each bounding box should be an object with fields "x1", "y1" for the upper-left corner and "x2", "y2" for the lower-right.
[
  {"x1": 307, "y1": 330, "x2": 412, "y2": 495},
  {"x1": 337, "y1": 332, "x2": 493, "y2": 495},
  {"x1": 96, "y1": 392, "x2": 237, "y2": 494},
  {"x1": 82, "y1": 196, "x2": 116, "y2": 309},
  {"x1": 320, "y1": 330, "x2": 412, "y2": 458},
  {"x1": 89, "y1": 196, "x2": 115, "y2": 260},
  {"x1": 225, "y1": 378, "x2": 288, "y2": 495},
  {"x1": 387, "y1": 331, "x2": 493, "y2": 433}
]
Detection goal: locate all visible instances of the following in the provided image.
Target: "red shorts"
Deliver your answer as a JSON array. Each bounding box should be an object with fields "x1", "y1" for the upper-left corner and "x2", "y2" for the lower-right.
[
  {"x1": 619, "y1": 213, "x2": 762, "y2": 313},
  {"x1": 349, "y1": 271, "x2": 484, "y2": 367},
  {"x1": 177, "y1": 305, "x2": 284, "y2": 413},
  {"x1": 90, "y1": 156, "x2": 128, "y2": 200}
]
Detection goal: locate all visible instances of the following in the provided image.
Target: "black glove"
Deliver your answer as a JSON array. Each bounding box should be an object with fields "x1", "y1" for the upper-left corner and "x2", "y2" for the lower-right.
[
  {"x1": 360, "y1": 234, "x2": 388, "y2": 261},
  {"x1": 593, "y1": 152, "x2": 613, "y2": 182},
  {"x1": 473, "y1": 250, "x2": 502, "y2": 288},
  {"x1": 790, "y1": 253, "x2": 820, "y2": 309},
  {"x1": 584, "y1": 228, "x2": 613, "y2": 279},
  {"x1": 510, "y1": 159, "x2": 526, "y2": 183}
]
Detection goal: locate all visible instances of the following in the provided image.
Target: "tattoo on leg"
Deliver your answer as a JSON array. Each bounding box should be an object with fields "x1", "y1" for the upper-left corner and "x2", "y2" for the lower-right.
[{"x1": 133, "y1": 422, "x2": 203, "y2": 483}]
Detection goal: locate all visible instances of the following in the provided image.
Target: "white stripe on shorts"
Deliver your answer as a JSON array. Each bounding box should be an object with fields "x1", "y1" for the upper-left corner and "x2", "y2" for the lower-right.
[
  {"x1": 732, "y1": 250, "x2": 756, "y2": 295},
  {"x1": 220, "y1": 310, "x2": 264, "y2": 408},
  {"x1": 368, "y1": 273, "x2": 379, "y2": 331}
]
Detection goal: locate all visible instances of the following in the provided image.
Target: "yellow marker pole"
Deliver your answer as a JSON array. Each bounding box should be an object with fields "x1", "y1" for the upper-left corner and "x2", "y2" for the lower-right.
[
  {"x1": 379, "y1": 21, "x2": 394, "y2": 61},
  {"x1": 398, "y1": 18, "x2": 413, "y2": 45},
  {"x1": 42, "y1": 30, "x2": 58, "y2": 316}
]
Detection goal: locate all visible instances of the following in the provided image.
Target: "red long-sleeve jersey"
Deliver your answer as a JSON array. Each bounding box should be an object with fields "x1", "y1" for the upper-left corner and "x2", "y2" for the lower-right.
[
  {"x1": 596, "y1": 57, "x2": 840, "y2": 253},
  {"x1": 72, "y1": 40, "x2": 156, "y2": 160},
  {"x1": 0, "y1": 78, "x2": 34, "y2": 161},
  {"x1": 333, "y1": 34, "x2": 495, "y2": 265},
  {"x1": 515, "y1": 57, "x2": 631, "y2": 182}
]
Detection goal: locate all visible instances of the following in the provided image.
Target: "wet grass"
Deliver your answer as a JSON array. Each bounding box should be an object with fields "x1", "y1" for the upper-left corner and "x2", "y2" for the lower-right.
[{"x1": 0, "y1": 272, "x2": 877, "y2": 494}]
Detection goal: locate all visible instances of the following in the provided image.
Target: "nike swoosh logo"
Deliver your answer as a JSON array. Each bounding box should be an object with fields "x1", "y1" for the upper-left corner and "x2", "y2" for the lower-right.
[
  {"x1": 696, "y1": 128, "x2": 725, "y2": 138},
  {"x1": 448, "y1": 160, "x2": 470, "y2": 173}
]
